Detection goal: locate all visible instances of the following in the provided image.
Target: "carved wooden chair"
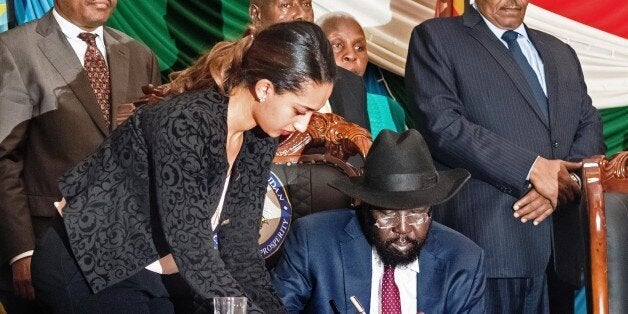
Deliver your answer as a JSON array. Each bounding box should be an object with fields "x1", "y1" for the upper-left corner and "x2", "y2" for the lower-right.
[
  {"x1": 581, "y1": 152, "x2": 627, "y2": 314},
  {"x1": 259, "y1": 113, "x2": 372, "y2": 267}
]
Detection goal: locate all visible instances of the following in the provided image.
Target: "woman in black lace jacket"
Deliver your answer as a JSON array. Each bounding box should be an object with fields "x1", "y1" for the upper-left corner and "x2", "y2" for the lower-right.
[{"x1": 32, "y1": 21, "x2": 336, "y2": 313}]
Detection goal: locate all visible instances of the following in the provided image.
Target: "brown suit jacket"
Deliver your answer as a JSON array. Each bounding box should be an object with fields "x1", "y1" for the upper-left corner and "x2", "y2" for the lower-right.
[{"x1": 0, "y1": 10, "x2": 161, "y2": 289}]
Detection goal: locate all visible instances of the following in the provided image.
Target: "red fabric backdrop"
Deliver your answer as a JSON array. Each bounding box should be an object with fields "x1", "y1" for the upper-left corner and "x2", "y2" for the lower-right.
[{"x1": 532, "y1": 0, "x2": 628, "y2": 39}]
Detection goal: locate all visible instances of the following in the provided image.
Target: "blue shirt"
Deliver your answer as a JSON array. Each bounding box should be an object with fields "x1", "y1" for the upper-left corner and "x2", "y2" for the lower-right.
[{"x1": 473, "y1": 5, "x2": 547, "y2": 95}]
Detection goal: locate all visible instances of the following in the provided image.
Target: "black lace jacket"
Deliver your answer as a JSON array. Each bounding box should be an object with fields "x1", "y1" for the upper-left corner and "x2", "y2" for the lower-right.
[{"x1": 59, "y1": 88, "x2": 283, "y2": 312}]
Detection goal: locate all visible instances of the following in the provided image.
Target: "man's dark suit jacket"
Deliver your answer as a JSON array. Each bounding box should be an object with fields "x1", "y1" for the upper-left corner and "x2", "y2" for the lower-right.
[
  {"x1": 405, "y1": 7, "x2": 605, "y2": 283},
  {"x1": 329, "y1": 67, "x2": 370, "y2": 130},
  {"x1": 58, "y1": 88, "x2": 284, "y2": 313},
  {"x1": 0, "y1": 10, "x2": 161, "y2": 290},
  {"x1": 271, "y1": 209, "x2": 486, "y2": 313}
]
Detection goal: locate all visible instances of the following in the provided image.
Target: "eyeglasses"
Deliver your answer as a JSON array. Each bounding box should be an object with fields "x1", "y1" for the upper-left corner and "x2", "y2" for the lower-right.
[{"x1": 373, "y1": 210, "x2": 431, "y2": 229}]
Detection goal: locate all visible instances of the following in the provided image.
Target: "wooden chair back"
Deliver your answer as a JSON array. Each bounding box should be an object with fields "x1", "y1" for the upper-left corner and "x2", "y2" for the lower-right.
[{"x1": 581, "y1": 152, "x2": 628, "y2": 314}]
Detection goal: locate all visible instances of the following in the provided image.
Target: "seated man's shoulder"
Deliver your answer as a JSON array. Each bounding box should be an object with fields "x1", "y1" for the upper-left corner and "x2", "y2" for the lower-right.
[
  {"x1": 293, "y1": 208, "x2": 356, "y2": 230},
  {"x1": 428, "y1": 222, "x2": 483, "y2": 264}
]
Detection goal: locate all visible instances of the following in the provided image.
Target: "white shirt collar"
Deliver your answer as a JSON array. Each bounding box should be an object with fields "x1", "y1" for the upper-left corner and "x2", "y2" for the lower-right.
[
  {"x1": 52, "y1": 7, "x2": 104, "y2": 41},
  {"x1": 472, "y1": 4, "x2": 528, "y2": 42}
]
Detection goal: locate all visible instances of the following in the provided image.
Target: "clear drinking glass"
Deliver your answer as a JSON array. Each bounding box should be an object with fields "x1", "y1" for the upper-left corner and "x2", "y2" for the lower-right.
[{"x1": 213, "y1": 296, "x2": 248, "y2": 314}]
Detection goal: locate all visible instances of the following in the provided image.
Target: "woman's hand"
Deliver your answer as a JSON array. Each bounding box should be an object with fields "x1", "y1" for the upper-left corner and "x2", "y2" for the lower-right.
[
  {"x1": 53, "y1": 198, "x2": 66, "y2": 216},
  {"x1": 159, "y1": 254, "x2": 179, "y2": 274}
]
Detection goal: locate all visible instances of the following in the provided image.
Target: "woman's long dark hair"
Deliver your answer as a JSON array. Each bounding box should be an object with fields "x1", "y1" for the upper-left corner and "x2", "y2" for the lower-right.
[{"x1": 168, "y1": 21, "x2": 336, "y2": 96}]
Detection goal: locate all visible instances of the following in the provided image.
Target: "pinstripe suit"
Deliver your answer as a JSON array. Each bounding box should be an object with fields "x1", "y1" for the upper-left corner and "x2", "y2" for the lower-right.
[{"x1": 405, "y1": 5, "x2": 604, "y2": 289}]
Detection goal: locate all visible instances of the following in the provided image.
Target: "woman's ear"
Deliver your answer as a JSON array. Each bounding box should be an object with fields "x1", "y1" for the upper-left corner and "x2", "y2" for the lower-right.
[{"x1": 254, "y1": 79, "x2": 274, "y2": 103}]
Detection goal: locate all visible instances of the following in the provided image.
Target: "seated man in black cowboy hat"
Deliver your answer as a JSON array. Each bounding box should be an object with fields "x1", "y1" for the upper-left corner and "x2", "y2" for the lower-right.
[{"x1": 271, "y1": 129, "x2": 486, "y2": 313}]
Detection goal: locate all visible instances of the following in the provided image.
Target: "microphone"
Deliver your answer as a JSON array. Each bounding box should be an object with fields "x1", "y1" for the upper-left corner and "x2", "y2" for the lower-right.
[{"x1": 349, "y1": 295, "x2": 367, "y2": 314}]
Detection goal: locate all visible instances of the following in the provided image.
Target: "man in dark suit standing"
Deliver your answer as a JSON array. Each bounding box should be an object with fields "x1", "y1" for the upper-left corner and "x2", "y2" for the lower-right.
[
  {"x1": 0, "y1": 0, "x2": 161, "y2": 311},
  {"x1": 272, "y1": 130, "x2": 485, "y2": 313},
  {"x1": 405, "y1": 0, "x2": 605, "y2": 312},
  {"x1": 249, "y1": 0, "x2": 370, "y2": 129}
]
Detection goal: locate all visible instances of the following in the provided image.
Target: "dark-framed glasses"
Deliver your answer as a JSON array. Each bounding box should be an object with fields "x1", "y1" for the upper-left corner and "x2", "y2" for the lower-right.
[{"x1": 373, "y1": 211, "x2": 431, "y2": 229}]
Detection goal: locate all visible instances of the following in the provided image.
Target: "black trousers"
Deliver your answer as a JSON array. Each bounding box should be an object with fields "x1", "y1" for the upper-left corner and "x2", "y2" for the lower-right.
[{"x1": 31, "y1": 215, "x2": 174, "y2": 314}]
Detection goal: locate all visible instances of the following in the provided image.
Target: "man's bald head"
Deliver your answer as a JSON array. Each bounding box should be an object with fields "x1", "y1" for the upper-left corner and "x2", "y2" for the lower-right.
[
  {"x1": 249, "y1": 0, "x2": 314, "y2": 33},
  {"x1": 318, "y1": 13, "x2": 368, "y2": 76}
]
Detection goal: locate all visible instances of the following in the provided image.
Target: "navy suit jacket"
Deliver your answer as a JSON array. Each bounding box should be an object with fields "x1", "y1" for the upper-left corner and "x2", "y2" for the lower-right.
[
  {"x1": 271, "y1": 209, "x2": 486, "y2": 313},
  {"x1": 405, "y1": 7, "x2": 605, "y2": 282}
]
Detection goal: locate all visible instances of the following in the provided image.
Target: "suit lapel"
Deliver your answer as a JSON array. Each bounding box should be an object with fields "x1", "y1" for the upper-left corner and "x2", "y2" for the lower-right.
[
  {"x1": 104, "y1": 28, "x2": 130, "y2": 130},
  {"x1": 463, "y1": 8, "x2": 549, "y2": 128},
  {"x1": 528, "y1": 29, "x2": 560, "y2": 132},
  {"x1": 340, "y1": 216, "x2": 372, "y2": 312},
  {"x1": 36, "y1": 12, "x2": 109, "y2": 136},
  {"x1": 417, "y1": 232, "x2": 446, "y2": 312}
]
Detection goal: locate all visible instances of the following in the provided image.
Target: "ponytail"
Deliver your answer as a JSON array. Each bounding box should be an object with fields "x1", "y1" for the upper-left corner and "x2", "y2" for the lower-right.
[
  {"x1": 168, "y1": 33, "x2": 255, "y2": 95},
  {"x1": 167, "y1": 22, "x2": 335, "y2": 98}
]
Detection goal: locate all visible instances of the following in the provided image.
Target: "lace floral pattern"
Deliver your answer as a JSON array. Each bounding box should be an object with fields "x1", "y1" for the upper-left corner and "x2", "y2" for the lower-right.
[{"x1": 61, "y1": 88, "x2": 283, "y2": 312}]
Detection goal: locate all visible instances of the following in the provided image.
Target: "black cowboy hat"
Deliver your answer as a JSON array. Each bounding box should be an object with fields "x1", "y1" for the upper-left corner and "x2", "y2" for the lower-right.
[{"x1": 329, "y1": 129, "x2": 470, "y2": 209}]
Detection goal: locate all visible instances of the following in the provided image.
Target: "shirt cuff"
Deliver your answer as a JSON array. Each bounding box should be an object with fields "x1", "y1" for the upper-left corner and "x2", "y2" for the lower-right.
[
  {"x1": 10, "y1": 251, "x2": 34, "y2": 265},
  {"x1": 526, "y1": 156, "x2": 540, "y2": 181},
  {"x1": 145, "y1": 259, "x2": 163, "y2": 274}
]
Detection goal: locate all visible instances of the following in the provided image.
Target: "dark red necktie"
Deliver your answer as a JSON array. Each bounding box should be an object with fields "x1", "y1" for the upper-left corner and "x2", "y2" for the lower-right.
[
  {"x1": 78, "y1": 32, "x2": 111, "y2": 128},
  {"x1": 382, "y1": 265, "x2": 402, "y2": 314}
]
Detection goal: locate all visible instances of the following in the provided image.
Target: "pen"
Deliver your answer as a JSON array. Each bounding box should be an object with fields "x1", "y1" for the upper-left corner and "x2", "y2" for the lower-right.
[{"x1": 349, "y1": 295, "x2": 367, "y2": 314}]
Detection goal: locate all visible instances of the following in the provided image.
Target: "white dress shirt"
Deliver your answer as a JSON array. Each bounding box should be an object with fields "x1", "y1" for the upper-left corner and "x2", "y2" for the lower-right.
[
  {"x1": 52, "y1": 8, "x2": 107, "y2": 67},
  {"x1": 369, "y1": 248, "x2": 419, "y2": 314},
  {"x1": 475, "y1": 6, "x2": 547, "y2": 95}
]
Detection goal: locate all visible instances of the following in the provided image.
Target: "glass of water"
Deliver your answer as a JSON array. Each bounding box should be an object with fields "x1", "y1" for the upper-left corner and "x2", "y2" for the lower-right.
[{"x1": 213, "y1": 296, "x2": 248, "y2": 314}]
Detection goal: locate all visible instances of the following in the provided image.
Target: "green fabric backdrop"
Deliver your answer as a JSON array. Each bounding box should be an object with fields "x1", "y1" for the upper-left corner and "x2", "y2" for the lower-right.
[{"x1": 107, "y1": 1, "x2": 626, "y2": 155}]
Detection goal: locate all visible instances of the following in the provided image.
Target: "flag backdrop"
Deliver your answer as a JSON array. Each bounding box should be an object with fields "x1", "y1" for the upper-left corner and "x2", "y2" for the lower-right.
[
  {"x1": 107, "y1": 0, "x2": 627, "y2": 155},
  {"x1": 0, "y1": 1, "x2": 625, "y2": 312},
  {"x1": 12, "y1": 0, "x2": 51, "y2": 25},
  {"x1": 3, "y1": 0, "x2": 626, "y2": 154},
  {"x1": 0, "y1": 0, "x2": 7, "y2": 32}
]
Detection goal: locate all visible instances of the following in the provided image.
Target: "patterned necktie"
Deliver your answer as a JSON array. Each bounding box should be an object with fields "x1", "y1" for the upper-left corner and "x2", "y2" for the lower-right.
[
  {"x1": 381, "y1": 265, "x2": 402, "y2": 314},
  {"x1": 78, "y1": 32, "x2": 111, "y2": 128},
  {"x1": 501, "y1": 30, "x2": 549, "y2": 121}
]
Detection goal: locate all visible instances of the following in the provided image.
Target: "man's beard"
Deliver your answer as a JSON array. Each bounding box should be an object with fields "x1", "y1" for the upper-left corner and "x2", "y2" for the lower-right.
[
  {"x1": 372, "y1": 233, "x2": 422, "y2": 267},
  {"x1": 357, "y1": 207, "x2": 422, "y2": 267}
]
